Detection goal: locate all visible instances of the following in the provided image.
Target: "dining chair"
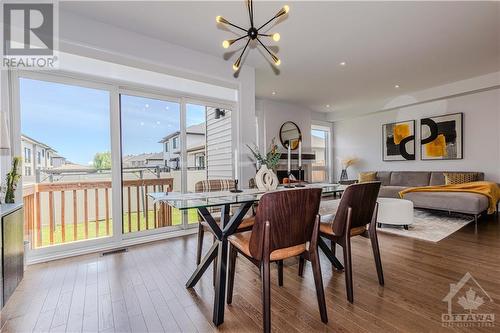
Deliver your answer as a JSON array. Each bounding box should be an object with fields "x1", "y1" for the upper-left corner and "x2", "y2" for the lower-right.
[
  {"x1": 317, "y1": 181, "x2": 383, "y2": 303},
  {"x1": 195, "y1": 179, "x2": 255, "y2": 266},
  {"x1": 226, "y1": 188, "x2": 327, "y2": 333}
]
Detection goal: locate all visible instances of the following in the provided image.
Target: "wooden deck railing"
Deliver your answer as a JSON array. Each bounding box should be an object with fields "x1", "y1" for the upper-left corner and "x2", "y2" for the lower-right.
[{"x1": 23, "y1": 178, "x2": 173, "y2": 249}]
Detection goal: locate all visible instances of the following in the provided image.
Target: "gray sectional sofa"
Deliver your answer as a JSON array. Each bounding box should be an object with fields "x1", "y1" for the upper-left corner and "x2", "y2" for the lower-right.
[{"x1": 373, "y1": 171, "x2": 489, "y2": 222}]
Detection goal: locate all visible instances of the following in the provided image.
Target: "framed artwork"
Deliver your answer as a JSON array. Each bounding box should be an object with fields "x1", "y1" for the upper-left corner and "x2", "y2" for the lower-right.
[
  {"x1": 421, "y1": 113, "x2": 463, "y2": 160},
  {"x1": 382, "y1": 120, "x2": 415, "y2": 161}
]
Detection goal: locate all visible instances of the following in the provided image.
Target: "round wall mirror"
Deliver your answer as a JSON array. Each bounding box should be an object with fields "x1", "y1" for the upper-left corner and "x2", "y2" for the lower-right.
[{"x1": 279, "y1": 121, "x2": 302, "y2": 150}]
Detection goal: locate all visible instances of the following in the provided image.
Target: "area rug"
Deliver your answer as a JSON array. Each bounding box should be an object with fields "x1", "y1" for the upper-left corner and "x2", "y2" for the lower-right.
[{"x1": 377, "y1": 209, "x2": 474, "y2": 242}]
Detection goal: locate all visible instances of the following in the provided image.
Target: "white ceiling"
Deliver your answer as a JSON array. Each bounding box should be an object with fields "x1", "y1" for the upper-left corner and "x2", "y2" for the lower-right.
[{"x1": 62, "y1": 1, "x2": 500, "y2": 115}]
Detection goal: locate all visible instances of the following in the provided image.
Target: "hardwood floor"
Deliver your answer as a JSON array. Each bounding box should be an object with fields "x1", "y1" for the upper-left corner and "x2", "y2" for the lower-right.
[{"x1": 1, "y1": 214, "x2": 499, "y2": 332}]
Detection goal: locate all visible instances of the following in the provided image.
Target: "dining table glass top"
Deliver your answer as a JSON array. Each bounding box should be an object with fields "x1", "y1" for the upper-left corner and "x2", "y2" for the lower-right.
[{"x1": 148, "y1": 183, "x2": 347, "y2": 210}]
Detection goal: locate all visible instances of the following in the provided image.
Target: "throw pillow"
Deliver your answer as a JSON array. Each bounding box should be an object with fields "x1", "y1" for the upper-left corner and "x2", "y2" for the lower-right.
[
  {"x1": 358, "y1": 172, "x2": 377, "y2": 183},
  {"x1": 444, "y1": 172, "x2": 479, "y2": 185}
]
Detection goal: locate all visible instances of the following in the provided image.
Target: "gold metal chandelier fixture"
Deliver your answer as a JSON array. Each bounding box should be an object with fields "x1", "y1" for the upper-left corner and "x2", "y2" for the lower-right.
[{"x1": 216, "y1": 0, "x2": 289, "y2": 71}]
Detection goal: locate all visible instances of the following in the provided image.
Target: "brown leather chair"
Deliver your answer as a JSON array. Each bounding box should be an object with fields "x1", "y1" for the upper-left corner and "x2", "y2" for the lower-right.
[
  {"x1": 195, "y1": 179, "x2": 254, "y2": 266},
  {"x1": 227, "y1": 188, "x2": 327, "y2": 333},
  {"x1": 318, "y1": 181, "x2": 383, "y2": 303}
]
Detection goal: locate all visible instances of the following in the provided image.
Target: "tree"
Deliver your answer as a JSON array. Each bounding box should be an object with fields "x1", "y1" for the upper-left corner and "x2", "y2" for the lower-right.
[{"x1": 93, "y1": 152, "x2": 111, "y2": 170}]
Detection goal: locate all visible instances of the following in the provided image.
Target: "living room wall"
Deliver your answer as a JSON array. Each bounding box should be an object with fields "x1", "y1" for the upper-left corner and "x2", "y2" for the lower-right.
[{"x1": 332, "y1": 86, "x2": 500, "y2": 182}]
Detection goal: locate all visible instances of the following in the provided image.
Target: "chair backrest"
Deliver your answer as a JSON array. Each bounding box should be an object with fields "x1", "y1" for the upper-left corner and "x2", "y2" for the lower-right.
[
  {"x1": 249, "y1": 188, "x2": 322, "y2": 260},
  {"x1": 331, "y1": 181, "x2": 381, "y2": 236},
  {"x1": 195, "y1": 179, "x2": 235, "y2": 192}
]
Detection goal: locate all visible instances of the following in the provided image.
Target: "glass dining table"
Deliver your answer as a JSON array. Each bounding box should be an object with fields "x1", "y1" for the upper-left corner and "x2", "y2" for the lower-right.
[{"x1": 148, "y1": 183, "x2": 346, "y2": 326}]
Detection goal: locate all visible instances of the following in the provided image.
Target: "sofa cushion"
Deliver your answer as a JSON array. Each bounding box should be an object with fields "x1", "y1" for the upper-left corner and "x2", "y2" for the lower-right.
[
  {"x1": 444, "y1": 172, "x2": 480, "y2": 185},
  {"x1": 378, "y1": 186, "x2": 408, "y2": 198},
  {"x1": 403, "y1": 191, "x2": 489, "y2": 215},
  {"x1": 390, "y1": 172, "x2": 431, "y2": 187},
  {"x1": 359, "y1": 172, "x2": 377, "y2": 183},
  {"x1": 430, "y1": 172, "x2": 485, "y2": 185},
  {"x1": 376, "y1": 171, "x2": 392, "y2": 186}
]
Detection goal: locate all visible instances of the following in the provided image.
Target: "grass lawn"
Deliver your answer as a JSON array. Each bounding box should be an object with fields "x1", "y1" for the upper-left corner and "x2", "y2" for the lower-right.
[{"x1": 34, "y1": 209, "x2": 199, "y2": 248}]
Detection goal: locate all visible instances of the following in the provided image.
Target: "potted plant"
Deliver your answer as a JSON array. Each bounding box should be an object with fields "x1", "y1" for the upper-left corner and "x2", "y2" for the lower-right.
[
  {"x1": 338, "y1": 156, "x2": 358, "y2": 182},
  {"x1": 247, "y1": 139, "x2": 281, "y2": 190},
  {"x1": 5, "y1": 157, "x2": 21, "y2": 204}
]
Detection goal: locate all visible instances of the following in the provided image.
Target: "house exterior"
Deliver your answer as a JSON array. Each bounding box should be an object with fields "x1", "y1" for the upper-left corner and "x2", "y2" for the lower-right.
[
  {"x1": 21, "y1": 134, "x2": 61, "y2": 181},
  {"x1": 122, "y1": 152, "x2": 164, "y2": 168},
  {"x1": 159, "y1": 123, "x2": 206, "y2": 170}
]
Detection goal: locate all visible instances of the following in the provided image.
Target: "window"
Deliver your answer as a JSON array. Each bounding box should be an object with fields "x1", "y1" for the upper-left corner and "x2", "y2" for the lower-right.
[
  {"x1": 37, "y1": 151, "x2": 41, "y2": 164},
  {"x1": 173, "y1": 137, "x2": 179, "y2": 149},
  {"x1": 165, "y1": 141, "x2": 169, "y2": 152},
  {"x1": 25, "y1": 166, "x2": 31, "y2": 176},
  {"x1": 24, "y1": 147, "x2": 31, "y2": 162},
  {"x1": 196, "y1": 154, "x2": 205, "y2": 169},
  {"x1": 41, "y1": 149, "x2": 45, "y2": 157},
  {"x1": 311, "y1": 124, "x2": 331, "y2": 183}
]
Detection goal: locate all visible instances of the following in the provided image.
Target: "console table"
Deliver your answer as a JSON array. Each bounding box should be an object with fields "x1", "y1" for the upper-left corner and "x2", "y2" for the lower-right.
[{"x1": 0, "y1": 203, "x2": 24, "y2": 308}]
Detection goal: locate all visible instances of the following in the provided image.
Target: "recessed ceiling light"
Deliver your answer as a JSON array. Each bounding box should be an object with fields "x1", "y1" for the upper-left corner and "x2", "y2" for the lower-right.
[
  {"x1": 326, "y1": 104, "x2": 331, "y2": 108},
  {"x1": 394, "y1": 84, "x2": 400, "y2": 88},
  {"x1": 339, "y1": 62, "x2": 346, "y2": 66},
  {"x1": 272, "y1": 91, "x2": 276, "y2": 95}
]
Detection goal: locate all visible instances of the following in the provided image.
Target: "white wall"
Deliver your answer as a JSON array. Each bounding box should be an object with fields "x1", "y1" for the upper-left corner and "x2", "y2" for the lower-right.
[
  {"x1": 256, "y1": 99, "x2": 313, "y2": 153},
  {"x1": 333, "y1": 87, "x2": 500, "y2": 182},
  {"x1": 56, "y1": 10, "x2": 256, "y2": 183}
]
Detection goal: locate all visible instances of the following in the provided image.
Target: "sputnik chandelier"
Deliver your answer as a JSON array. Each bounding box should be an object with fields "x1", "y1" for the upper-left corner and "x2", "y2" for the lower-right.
[{"x1": 216, "y1": 1, "x2": 289, "y2": 71}]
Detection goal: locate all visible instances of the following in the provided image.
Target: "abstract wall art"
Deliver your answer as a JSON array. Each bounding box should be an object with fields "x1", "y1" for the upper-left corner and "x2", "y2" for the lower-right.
[
  {"x1": 421, "y1": 113, "x2": 463, "y2": 160},
  {"x1": 382, "y1": 120, "x2": 415, "y2": 161}
]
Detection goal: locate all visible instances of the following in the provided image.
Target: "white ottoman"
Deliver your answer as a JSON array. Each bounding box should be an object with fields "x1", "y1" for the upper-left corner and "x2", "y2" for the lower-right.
[{"x1": 376, "y1": 198, "x2": 414, "y2": 230}]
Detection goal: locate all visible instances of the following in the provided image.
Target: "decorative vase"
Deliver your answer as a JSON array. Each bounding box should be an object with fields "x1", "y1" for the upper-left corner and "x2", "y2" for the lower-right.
[
  {"x1": 340, "y1": 168, "x2": 348, "y2": 182},
  {"x1": 255, "y1": 165, "x2": 279, "y2": 191}
]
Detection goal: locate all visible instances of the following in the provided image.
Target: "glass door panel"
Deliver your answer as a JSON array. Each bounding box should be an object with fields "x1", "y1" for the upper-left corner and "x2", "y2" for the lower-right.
[
  {"x1": 311, "y1": 128, "x2": 329, "y2": 182},
  {"x1": 120, "y1": 94, "x2": 181, "y2": 234},
  {"x1": 185, "y1": 104, "x2": 207, "y2": 225},
  {"x1": 19, "y1": 78, "x2": 112, "y2": 249},
  {"x1": 185, "y1": 104, "x2": 233, "y2": 225}
]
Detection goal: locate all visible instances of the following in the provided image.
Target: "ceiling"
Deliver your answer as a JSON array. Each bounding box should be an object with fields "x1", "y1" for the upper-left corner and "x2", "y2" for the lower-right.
[{"x1": 62, "y1": 1, "x2": 500, "y2": 115}]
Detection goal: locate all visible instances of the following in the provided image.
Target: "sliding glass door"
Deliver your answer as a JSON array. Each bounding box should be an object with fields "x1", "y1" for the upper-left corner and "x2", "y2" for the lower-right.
[{"x1": 15, "y1": 72, "x2": 236, "y2": 259}]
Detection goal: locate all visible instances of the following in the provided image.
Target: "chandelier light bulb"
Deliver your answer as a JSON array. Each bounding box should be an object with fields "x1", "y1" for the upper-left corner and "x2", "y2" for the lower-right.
[
  {"x1": 222, "y1": 40, "x2": 230, "y2": 48},
  {"x1": 216, "y1": 16, "x2": 227, "y2": 24},
  {"x1": 272, "y1": 33, "x2": 281, "y2": 42},
  {"x1": 283, "y1": 5, "x2": 290, "y2": 14},
  {"x1": 233, "y1": 57, "x2": 242, "y2": 71}
]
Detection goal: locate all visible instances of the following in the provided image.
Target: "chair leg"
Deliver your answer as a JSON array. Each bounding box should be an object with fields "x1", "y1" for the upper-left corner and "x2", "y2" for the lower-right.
[
  {"x1": 212, "y1": 234, "x2": 217, "y2": 286},
  {"x1": 277, "y1": 260, "x2": 284, "y2": 287},
  {"x1": 330, "y1": 239, "x2": 336, "y2": 271},
  {"x1": 196, "y1": 223, "x2": 204, "y2": 265},
  {"x1": 343, "y1": 239, "x2": 354, "y2": 303},
  {"x1": 262, "y1": 261, "x2": 271, "y2": 333},
  {"x1": 310, "y1": 250, "x2": 328, "y2": 323},
  {"x1": 227, "y1": 245, "x2": 237, "y2": 304},
  {"x1": 298, "y1": 255, "x2": 305, "y2": 277},
  {"x1": 370, "y1": 230, "x2": 384, "y2": 286}
]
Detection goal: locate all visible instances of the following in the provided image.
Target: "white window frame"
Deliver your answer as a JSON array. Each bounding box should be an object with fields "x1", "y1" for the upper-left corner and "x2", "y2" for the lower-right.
[{"x1": 11, "y1": 69, "x2": 237, "y2": 264}]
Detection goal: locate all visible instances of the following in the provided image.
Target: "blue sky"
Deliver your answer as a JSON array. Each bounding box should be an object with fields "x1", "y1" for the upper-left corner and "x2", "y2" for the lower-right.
[{"x1": 20, "y1": 78, "x2": 205, "y2": 165}]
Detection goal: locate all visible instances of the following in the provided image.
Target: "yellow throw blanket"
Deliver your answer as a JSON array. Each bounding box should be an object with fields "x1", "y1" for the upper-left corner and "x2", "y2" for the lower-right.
[{"x1": 399, "y1": 181, "x2": 500, "y2": 214}]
